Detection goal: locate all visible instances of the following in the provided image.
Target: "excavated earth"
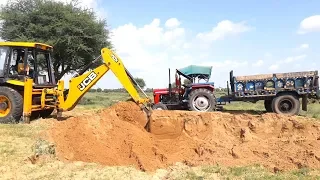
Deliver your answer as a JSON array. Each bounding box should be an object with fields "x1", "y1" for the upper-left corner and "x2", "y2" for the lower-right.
[{"x1": 46, "y1": 101, "x2": 320, "y2": 172}]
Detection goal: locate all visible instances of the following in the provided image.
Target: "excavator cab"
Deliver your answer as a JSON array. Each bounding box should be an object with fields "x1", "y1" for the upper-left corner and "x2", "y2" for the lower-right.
[
  {"x1": 0, "y1": 42, "x2": 58, "y2": 122},
  {"x1": 0, "y1": 42, "x2": 55, "y2": 87}
]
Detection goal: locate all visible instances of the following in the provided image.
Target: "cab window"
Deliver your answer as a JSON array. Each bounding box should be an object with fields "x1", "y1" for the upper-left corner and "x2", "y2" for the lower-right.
[
  {"x1": 35, "y1": 51, "x2": 50, "y2": 84},
  {"x1": 8, "y1": 48, "x2": 35, "y2": 77},
  {"x1": 0, "y1": 46, "x2": 9, "y2": 77}
]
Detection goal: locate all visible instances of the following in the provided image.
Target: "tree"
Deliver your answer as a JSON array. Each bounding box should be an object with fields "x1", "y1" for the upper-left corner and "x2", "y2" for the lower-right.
[
  {"x1": 88, "y1": 89, "x2": 96, "y2": 92},
  {"x1": 103, "y1": 89, "x2": 108, "y2": 93},
  {"x1": 134, "y1": 77, "x2": 146, "y2": 89},
  {"x1": 0, "y1": 0, "x2": 113, "y2": 81}
]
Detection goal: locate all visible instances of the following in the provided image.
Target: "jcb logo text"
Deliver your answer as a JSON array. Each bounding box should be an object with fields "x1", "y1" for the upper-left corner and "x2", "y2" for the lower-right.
[
  {"x1": 78, "y1": 71, "x2": 97, "y2": 91},
  {"x1": 111, "y1": 54, "x2": 118, "y2": 63}
]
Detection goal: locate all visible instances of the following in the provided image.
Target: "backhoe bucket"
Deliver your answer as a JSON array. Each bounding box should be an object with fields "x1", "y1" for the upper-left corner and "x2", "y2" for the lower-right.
[{"x1": 125, "y1": 97, "x2": 153, "y2": 131}]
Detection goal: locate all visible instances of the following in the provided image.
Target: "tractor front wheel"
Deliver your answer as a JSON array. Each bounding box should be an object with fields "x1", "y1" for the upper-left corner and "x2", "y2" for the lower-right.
[
  {"x1": 0, "y1": 86, "x2": 23, "y2": 123},
  {"x1": 152, "y1": 103, "x2": 168, "y2": 110},
  {"x1": 188, "y1": 88, "x2": 216, "y2": 112}
]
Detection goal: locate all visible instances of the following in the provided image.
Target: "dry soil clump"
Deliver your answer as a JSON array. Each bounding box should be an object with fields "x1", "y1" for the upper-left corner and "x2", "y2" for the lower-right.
[{"x1": 47, "y1": 101, "x2": 320, "y2": 172}]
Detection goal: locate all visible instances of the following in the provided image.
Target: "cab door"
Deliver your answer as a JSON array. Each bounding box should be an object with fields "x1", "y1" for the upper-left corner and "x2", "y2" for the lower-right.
[{"x1": 33, "y1": 49, "x2": 56, "y2": 87}]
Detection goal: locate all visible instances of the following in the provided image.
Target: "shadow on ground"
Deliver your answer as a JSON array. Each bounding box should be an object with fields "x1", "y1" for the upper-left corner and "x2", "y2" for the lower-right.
[{"x1": 27, "y1": 114, "x2": 74, "y2": 123}]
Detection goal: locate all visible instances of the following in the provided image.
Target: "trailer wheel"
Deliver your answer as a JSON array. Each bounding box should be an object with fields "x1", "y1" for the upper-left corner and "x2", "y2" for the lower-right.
[
  {"x1": 264, "y1": 100, "x2": 273, "y2": 112},
  {"x1": 152, "y1": 103, "x2": 168, "y2": 110},
  {"x1": 188, "y1": 88, "x2": 216, "y2": 112},
  {"x1": 0, "y1": 86, "x2": 23, "y2": 123},
  {"x1": 272, "y1": 93, "x2": 300, "y2": 115}
]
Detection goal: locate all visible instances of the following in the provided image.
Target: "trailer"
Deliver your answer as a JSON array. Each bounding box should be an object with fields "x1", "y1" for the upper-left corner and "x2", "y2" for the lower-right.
[{"x1": 217, "y1": 70, "x2": 320, "y2": 115}]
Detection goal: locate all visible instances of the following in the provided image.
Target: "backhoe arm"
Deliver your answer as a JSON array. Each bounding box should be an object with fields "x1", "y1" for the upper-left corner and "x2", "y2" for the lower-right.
[{"x1": 58, "y1": 48, "x2": 151, "y2": 111}]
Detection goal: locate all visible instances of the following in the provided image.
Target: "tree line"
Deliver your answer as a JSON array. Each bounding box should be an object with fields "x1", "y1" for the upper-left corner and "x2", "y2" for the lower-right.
[{"x1": 88, "y1": 88, "x2": 154, "y2": 93}]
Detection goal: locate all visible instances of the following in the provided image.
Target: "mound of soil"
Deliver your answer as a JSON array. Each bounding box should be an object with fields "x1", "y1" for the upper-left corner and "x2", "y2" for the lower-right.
[{"x1": 47, "y1": 101, "x2": 320, "y2": 172}]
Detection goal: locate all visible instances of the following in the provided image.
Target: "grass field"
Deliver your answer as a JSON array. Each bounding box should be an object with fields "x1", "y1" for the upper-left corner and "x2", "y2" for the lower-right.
[{"x1": 1, "y1": 91, "x2": 320, "y2": 179}]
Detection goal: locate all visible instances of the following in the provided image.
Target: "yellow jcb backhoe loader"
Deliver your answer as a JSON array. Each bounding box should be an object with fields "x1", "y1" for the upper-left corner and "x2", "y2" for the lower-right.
[{"x1": 0, "y1": 42, "x2": 152, "y2": 129}]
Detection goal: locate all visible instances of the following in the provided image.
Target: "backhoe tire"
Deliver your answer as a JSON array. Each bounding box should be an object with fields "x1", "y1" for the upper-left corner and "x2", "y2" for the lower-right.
[
  {"x1": 264, "y1": 99, "x2": 273, "y2": 112},
  {"x1": 188, "y1": 88, "x2": 216, "y2": 112},
  {"x1": 271, "y1": 93, "x2": 300, "y2": 115},
  {"x1": 152, "y1": 103, "x2": 168, "y2": 110},
  {"x1": 0, "y1": 86, "x2": 23, "y2": 124}
]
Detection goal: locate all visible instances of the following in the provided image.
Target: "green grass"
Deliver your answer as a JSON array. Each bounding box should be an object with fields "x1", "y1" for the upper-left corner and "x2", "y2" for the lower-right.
[
  {"x1": 163, "y1": 163, "x2": 320, "y2": 180},
  {"x1": 77, "y1": 91, "x2": 144, "y2": 109}
]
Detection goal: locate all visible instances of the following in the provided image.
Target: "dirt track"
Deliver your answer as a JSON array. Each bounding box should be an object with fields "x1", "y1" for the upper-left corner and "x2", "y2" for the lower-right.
[{"x1": 46, "y1": 101, "x2": 320, "y2": 172}]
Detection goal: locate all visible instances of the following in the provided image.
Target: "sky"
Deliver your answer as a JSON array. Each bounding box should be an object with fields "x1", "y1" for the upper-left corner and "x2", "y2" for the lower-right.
[{"x1": 1, "y1": 0, "x2": 320, "y2": 89}]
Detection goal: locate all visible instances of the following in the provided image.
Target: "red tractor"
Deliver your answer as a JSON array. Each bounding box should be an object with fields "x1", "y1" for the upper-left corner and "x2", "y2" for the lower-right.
[{"x1": 152, "y1": 65, "x2": 217, "y2": 112}]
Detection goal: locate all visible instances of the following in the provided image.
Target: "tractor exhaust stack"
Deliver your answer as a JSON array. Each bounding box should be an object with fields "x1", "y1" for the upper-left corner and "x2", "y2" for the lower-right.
[{"x1": 168, "y1": 68, "x2": 172, "y2": 98}]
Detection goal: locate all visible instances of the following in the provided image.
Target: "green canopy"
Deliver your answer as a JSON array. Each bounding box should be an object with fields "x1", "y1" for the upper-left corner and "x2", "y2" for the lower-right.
[{"x1": 178, "y1": 65, "x2": 213, "y2": 79}]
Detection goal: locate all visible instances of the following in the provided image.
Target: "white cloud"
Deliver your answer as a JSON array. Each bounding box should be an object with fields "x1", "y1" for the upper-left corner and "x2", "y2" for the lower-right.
[
  {"x1": 97, "y1": 18, "x2": 255, "y2": 89},
  {"x1": 267, "y1": 55, "x2": 307, "y2": 72},
  {"x1": 196, "y1": 20, "x2": 253, "y2": 41},
  {"x1": 110, "y1": 18, "x2": 186, "y2": 70},
  {"x1": 165, "y1": 18, "x2": 181, "y2": 28},
  {"x1": 283, "y1": 54, "x2": 306, "y2": 63},
  {"x1": 200, "y1": 60, "x2": 248, "y2": 69},
  {"x1": 252, "y1": 60, "x2": 264, "y2": 67},
  {"x1": 299, "y1": 43, "x2": 309, "y2": 49},
  {"x1": 103, "y1": 18, "x2": 190, "y2": 88},
  {"x1": 294, "y1": 43, "x2": 309, "y2": 52},
  {"x1": 269, "y1": 64, "x2": 279, "y2": 71},
  {"x1": 298, "y1": 15, "x2": 320, "y2": 34},
  {"x1": 264, "y1": 52, "x2": 272, "y2": 58}
]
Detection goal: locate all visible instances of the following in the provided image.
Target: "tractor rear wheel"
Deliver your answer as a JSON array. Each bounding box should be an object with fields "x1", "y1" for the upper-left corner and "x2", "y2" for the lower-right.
[
  {"x1": 188, "y1": 88, "x2": 216, "y2": 112},
  {"x1": 0, "y1": 86, "x2": 23, "y2": 123}
]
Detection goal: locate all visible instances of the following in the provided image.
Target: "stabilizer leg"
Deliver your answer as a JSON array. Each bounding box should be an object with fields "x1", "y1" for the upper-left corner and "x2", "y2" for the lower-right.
[{"x1": 23, "y1": 78, "x2": 33, "y2": 124}]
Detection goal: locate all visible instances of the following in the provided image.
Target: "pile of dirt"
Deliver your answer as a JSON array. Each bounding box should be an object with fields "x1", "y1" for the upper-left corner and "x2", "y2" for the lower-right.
[{"x1": 46, "y1": 101, "x2": 320, "y2": 172}]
